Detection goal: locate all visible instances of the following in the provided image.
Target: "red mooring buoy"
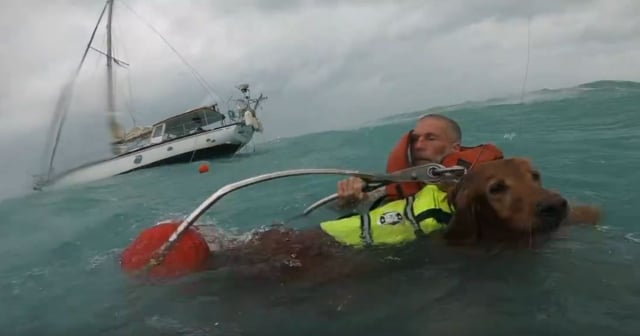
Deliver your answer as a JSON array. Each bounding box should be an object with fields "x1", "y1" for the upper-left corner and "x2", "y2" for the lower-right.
[
  {"x1": 198, "y1": 163, "x2": 210, "y2": 174},
  {"x1": 120, "y1": 221, "x2": 210, "y2": 278}
]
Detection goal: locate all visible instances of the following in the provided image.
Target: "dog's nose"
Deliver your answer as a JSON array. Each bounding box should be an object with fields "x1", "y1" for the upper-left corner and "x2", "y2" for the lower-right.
[{"x1": 536, "y1": 195, "x2": 568, "y2": 218}]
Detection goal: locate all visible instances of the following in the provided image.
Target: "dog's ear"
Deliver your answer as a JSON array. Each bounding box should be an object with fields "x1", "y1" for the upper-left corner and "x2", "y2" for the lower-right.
[
  {"x1": 442, "y1": 182, "x2": 480, "y2": 244},
  {"x1": 436, "y1": 179, "x2": 457, "y2": 198},
  {"x1": 445, "y1": 181, "x2": 459, "y2": 207},
  {"x1": 443, "y1": 175, "x2": 469, "y2": 207},
  {"x1": 443, "y1": 206, "x2": 480, "y2": 244}
]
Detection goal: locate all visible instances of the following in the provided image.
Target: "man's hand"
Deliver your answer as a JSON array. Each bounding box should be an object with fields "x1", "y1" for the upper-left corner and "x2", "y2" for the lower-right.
[{"x1": 337, "y1": 177, "x2": 368, "y2": 208}]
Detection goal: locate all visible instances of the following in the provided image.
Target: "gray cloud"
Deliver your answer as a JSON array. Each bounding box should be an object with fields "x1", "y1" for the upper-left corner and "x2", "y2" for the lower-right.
[{"x1": 1, "y1": 0, "x2": 639, "y2": 201}]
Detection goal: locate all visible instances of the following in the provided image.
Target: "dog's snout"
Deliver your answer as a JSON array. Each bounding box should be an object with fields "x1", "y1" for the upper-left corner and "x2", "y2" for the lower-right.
[{"x1": 536, "y1": 195, "x2": 568, "y2": 218}]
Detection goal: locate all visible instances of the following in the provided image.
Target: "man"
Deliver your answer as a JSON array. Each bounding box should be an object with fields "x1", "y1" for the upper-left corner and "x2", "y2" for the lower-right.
[{"x1": 337, "y1": 113, "x2": 463, "y2": 208}]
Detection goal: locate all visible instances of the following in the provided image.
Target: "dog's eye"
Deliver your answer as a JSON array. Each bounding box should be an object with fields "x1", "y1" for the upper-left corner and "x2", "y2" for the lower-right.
[{"x1": 488, "y1": 180, "x2": 508, "y2": 194}]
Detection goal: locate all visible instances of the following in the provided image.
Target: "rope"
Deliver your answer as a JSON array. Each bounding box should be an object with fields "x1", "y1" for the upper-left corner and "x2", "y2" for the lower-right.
[
  {"x1": 520, "y1": 15, "x2": 532, "y2": 104},
  {"x1": 116, "y1": 0, "x2": 221, "y2": 103},
  {"x1": 188, "y1": 135, "x2": 198, "y2": 163}
]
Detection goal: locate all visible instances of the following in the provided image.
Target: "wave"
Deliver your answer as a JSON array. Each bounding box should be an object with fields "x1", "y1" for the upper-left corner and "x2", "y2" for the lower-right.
[{"x1": 370, "y1": 79, "x2": 640, "y2": 127}]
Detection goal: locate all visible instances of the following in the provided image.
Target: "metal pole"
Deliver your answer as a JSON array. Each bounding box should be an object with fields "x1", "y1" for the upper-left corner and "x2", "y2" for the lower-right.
[{"x1": 143, "y1": 164, "x2": 464, "y2": 272}]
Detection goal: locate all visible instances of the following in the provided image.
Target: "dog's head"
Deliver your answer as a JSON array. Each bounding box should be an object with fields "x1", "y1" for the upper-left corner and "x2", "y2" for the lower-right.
[{"x1": 443, "y1": 158, "x2": 569, "y2": 244}]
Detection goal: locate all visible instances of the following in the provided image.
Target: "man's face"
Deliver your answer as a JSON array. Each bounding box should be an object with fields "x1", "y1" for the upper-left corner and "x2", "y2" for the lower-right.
[{"x1": 410, "y1": 118, "x2": 460, "y2": 165}]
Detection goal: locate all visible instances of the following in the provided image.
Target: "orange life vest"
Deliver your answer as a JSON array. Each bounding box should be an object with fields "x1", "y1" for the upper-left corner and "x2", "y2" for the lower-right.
[{"x1": 384, "y1": 131, "x2": 504, "y2": 200}]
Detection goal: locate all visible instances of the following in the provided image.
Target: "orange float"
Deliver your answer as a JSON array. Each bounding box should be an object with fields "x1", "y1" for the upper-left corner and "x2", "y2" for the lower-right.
[
  {"x1": 120, "y1": 221, "x2": 210, "y2": 278},
  {"x1": 198, "y1": 163, "x2": 210, "y2": 174}
]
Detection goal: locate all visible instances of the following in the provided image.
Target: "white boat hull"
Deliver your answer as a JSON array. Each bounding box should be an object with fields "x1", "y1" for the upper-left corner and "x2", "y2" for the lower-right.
[{"x1": 39, "y1": 123, "x2": 254, "y2": 190}]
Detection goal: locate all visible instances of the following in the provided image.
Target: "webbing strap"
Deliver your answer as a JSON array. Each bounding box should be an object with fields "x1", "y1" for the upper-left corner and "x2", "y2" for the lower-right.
[
  {"x1": 404, "y1": 195, "x2": 425, "y2": 237},
  {"x1": 359, "y1": 213, "x2": 373, "y2": 246},
  {"x1": 414, "y1": 208, "x2": 452, "y2": 225}
]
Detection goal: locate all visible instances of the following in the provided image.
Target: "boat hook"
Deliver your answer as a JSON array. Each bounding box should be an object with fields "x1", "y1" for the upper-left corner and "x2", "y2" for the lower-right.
[{"x1": 141, "y1": 163, "x2": 467, "y2": 273}]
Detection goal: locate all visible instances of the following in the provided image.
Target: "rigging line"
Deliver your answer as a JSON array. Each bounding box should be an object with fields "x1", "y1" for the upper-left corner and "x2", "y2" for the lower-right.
[
  {"x1": 116, "y1": 0, "x2": 221, "y2": 102},
  {"x1": 520, "y1": 15, "x2": 531, "y2": 104},
  {"x1": 42, "y1": 0, "x2": 111, "y2": 179},
  {"x1": 88, "y1": 31, "x2": 107, "y2": 78}
]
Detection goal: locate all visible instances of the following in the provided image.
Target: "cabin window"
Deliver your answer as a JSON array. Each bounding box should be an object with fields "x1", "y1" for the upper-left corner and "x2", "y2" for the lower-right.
[{"x1": 151, "y1": 125, "x2": 164, "y2": 138}]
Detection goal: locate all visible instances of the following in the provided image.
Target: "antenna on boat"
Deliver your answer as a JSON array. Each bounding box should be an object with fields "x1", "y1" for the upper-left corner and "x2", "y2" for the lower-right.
[
  {"x1": 519, "y1": 14, "x2": 532, "y2": 104},
  {"x1": 233, "y1": 83, "x2": 267, "y2": 132},
  {"x1": 237, "y1": 83, "x2": 250, "y2": 99}
]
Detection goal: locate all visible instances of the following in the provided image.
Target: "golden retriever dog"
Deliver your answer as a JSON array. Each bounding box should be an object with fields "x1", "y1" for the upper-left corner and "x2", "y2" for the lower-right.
[
  {"x1": 442, "y1": 157, "x2": 601, "y2": 247},
  {"x1": 201, "y1": 158, "x2": 602, "y2": 284}
]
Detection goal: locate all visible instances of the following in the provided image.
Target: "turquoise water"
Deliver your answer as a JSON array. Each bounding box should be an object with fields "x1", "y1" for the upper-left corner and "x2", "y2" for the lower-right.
[{"x1": 1, "y1": 80, "x2": 639, "y2": 335}]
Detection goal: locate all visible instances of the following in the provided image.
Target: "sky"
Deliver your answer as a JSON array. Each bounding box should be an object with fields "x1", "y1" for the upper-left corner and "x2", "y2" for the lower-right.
[{"x1": 1, "y1": 0, "x2": 639, "y2": 200}]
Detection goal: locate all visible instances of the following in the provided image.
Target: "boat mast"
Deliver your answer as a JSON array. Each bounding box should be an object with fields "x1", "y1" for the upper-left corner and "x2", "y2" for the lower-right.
[{"x1": 106, "y1": 0, "x2": 125, "y2": 154}]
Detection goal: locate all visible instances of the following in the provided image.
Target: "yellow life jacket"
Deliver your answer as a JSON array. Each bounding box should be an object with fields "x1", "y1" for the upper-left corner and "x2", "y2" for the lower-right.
[{"x1": 320, "y1": 184, "x2": 453, "y2": 247}]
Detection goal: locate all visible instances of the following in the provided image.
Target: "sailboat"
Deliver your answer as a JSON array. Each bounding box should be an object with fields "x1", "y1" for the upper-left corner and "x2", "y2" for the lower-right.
[{"x1": 33, "y1": 0, "x2": 266, "y2": 191}]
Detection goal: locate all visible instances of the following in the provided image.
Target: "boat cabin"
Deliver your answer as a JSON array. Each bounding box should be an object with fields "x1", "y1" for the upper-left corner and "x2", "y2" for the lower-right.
[
  {"x1": 116, "y1": 104, "x2": 227, "y2": 154},
  {"x1": 148, "y1": 104, "x2": 226, "y2": 144}
]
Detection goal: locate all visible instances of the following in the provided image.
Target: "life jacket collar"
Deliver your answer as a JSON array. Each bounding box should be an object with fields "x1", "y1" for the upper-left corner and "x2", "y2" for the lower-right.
[{"x1": 384, "y1": 130, "x2": 504, "y2": 200}]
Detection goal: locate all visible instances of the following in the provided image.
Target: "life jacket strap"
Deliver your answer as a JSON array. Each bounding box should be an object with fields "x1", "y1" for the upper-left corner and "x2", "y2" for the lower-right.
[
  {"x1": 414, "y1": 208, "x2": 453, "y2": 225},
  {"x1": 406, "y1": 196, "x2": 453, "y2": 238},
  {"x1": 405, "y1": 195, "x2": 426, "y2": 237},
  {"x1": 359, "y1": 213, "x2": 373, "y2": 246}
]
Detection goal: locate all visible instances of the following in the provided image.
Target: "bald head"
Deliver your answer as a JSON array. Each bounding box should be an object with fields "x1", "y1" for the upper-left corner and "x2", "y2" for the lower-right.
[
  {"x1": 418, "y1": 113, "x2": 462, "y2": 143},
  {"x1": 411, "y1": 113, "x2": 462, "y2": 165}
]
